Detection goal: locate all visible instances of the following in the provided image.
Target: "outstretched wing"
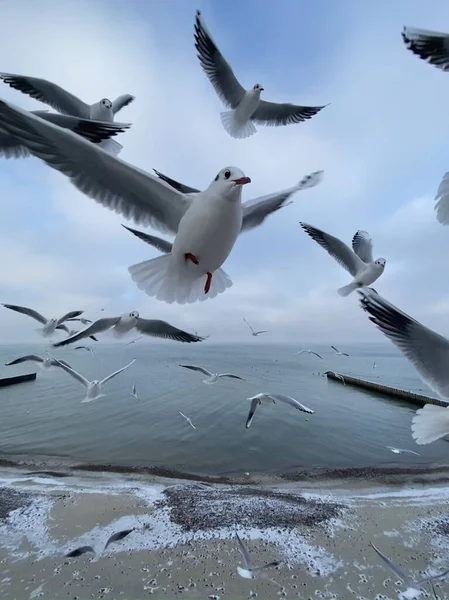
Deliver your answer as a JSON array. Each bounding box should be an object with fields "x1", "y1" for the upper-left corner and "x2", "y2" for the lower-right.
[
  {"x1": 352, "y1": 230, "x2": 374, "y2": 264},
  {"x1": 245, "y1": 398, "x2": 260, "y2": 429},
  {"x1": 369, "y1": 542, "x2": 410, "y2": 584},
  {"x1": 5, "y1": 355, "x2": 44, "y2": 365},
  {"x1": 402, "y1": 26, "x2": 449, "y2": 72},
  {"x1": 122, "y1": 225, "x2": 173, "y2": 254},
  {"x1": 252, "y1": 100, "x2": 326, "y2": 127},
  {"x1": 236, "y1": 534, "x2": 252, "y2": 569},
  {"x1": 100, "y1": 359, "x2": 136, "y2": 385},
  {"x1": 56, "y1": 310, "x2": 84, "y2": 325},
  {"x1": 53, "y1": 318, "x2": 121, "y2": 347},
  {"x1": 135, "y1": 318, "x2": 204, "y2": 343},
  {"x1": 269, "y1": 394, "x2": 315, "y2": 414},
  {"x1": 112, "y1": 94, "x2": 135, "y2": 115},
  {"x1": 65, "y1": 545, "x2": 95, "y2": 557},
  {"x1": 104, "y1": 528, "x2": 135, "y2": 550},
  {"x1": 2, "y1": 303, "x2": 47, "y2": 324},
  {"x1": 179, "y1": 364, "x2": 212, "y2": 377},
  {"x1": 153, "y1": 169, "x2": 200, "y2": 195},
  {"x1": 218, "y1": 373, "x2": 245, "y2": 380},
  {"x1": 49, "y1": 356, "x2": 90, "y2": 388}
]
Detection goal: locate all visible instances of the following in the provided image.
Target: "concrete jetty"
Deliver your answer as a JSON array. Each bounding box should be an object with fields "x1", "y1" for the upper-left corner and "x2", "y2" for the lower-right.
[
  {"x1": 324, "y1": 371, "x2": 449, "y2": 407},
  {"x1": 0, "y1": 373, "x2": 36, "y2": 387}
]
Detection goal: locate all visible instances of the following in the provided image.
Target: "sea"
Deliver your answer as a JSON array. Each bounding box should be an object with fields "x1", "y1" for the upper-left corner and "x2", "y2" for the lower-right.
[{"x1": 0, "y1": 341, "x2": 448, "y2": 479}]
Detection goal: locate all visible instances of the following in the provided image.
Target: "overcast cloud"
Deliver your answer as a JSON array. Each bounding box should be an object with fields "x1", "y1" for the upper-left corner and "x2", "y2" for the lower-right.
[{"x1": 1, "y1": 0, "x2": 449, "y2": 345}]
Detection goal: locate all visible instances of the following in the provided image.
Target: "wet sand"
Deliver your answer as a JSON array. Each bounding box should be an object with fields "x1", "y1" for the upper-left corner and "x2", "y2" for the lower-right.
[{"x1": 0, "y1": 467, "x2": 449, "y2": 599}]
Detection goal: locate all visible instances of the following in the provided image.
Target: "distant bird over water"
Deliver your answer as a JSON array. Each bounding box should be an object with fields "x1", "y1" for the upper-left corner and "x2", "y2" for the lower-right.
[
  {"x1": 243, "y1": 317, "x2": 268, "y2": 337},
  {"x1": 179, "y1": 364, "x2": 244, "y2": 385},
  {"x1": 245, "y1": 393, "x2": 314, "y2": 429},
  {"x1": 331, "y1": 345, "x2": 349, "y2": 357},
  {"x1": 2, "y1": 303, "x2": 84, "y2": 337},
  {"x1": 294, "y1": 349, "x2": 323, "y2": 359}
]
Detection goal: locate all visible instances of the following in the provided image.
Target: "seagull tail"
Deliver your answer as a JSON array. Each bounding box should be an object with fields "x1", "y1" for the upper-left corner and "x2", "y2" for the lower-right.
[
  {"x1": 411, "y1": 404, "x2": 449, "y2": 445},
  {"x1": 128, "y1": 255, "x2": 233, "y2": 304},
  {"x1": 220, "y1": 111, "x2": 257, "y2": 139},
  {"x1": 337, "y1": 281, "x2": 358, "y2": 297}
]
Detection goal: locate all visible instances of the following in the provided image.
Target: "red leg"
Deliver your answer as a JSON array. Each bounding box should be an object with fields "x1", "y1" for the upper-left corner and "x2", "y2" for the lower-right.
[
  {"x1": 204, "y1": 272, "x2": 212, "y2": 294},
  {"x1": 185, "y1": 253, "x2": 199, "y2": 265}
]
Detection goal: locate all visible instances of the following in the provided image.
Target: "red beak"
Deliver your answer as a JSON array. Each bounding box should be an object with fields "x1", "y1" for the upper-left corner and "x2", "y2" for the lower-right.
[{"x1": 233, "y1": 176, "x2": 251, "y2": 185}]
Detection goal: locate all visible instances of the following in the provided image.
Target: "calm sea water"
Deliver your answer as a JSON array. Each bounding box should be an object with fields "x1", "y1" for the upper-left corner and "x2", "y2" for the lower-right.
[{"x1": 0, "y1": 341, "x2": 447, "y2": 477}]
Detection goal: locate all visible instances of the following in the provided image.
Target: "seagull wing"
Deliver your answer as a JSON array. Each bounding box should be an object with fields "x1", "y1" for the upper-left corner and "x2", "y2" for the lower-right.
[
  {"x1": 416, "y1": 566, "x2": 449, "y2": 586},
  {"x1": 135, "y1": 318, "x2": 204, "y2": 343},
  {"x1": 0, "y1": 99, "x2": 191, "y2": 235},
  {"x1": 254, "y1": 331, "x2": 268, "y2": 335},
  {"x1": 50, "y1": 358, "x2": 72, "y2": 368},
  {"x1": 252, "y1": 100, "x2": 326, "y2": 127},
  {"x1": 39, "y1": 113, "x2": 131, "y2": 143},
  {"x1": 245, "y1": 398, "x2": 260, "y2": 429},
  {"x1": 352, "y1": 230, "x2": 374, "y2": 263},
  {"x1": 369, "y1": 542, "x2": 411, "y2": 585},
  {"x1": 104, "y1": 528, "x2": 135, "y2": 550},
  {"x1": 218, "y1": 373, "x2": 245, "y2": 380},
  {"x1": 300, "y1": 223, "x2": 364, "y2": 276},
  {"x1": 241, "y1": 171, "x2": 323, "y2": 232},
  {"x1": 49, "y1": 357, "x2": 90, "y2": 388},
  {"x1": 310, "y1": 352, "x2": 323, "y2": 359},
  {"x1": 65, "y1": 545, "x2": 96, "y2": 557},
  {"x1": 153, "y1": 169, "x2": 200, "y2": 194},
  {"x1": 402, "y1": 26, "x2": 449, "y2": 72},
  {"x1": 194, "y1": 10, "x2": 246, "y2": 109},
  {"x1": 2, "y1": 303, "x2": 47, "y2": 324},
  {"x1": 243, "y1": 317, "x2": 254, "y2": 333},
  {"x1": 331, "y1": 345, "x2": 340, "y2": 353},
  {"x1": 179, "y1": 364, "x2": 212, "y2": 377},
  {"x1": 111, "y1": 94, "x2": 135, "y2": 115},
  {"x1": 5, "y1": 355, "x2": 44, "y2": 365},
  {"x1": 434, "y1": 171, "x2": 449, "y2": 225},
  {"x1": 100, "y1": 359, "x2": 136, "y2": 386},
  {"x1": 56, "y1": 310, "x2": 84, "y2": 325},
  {"x1": 53, "y1": 318, "x2": 121, "y2": 347},
  {"x1": 0, "y1": 72, "x2": 90, "y2": 117},
  {"x1": 268, "y1": 394, "x2": 315, "y2": 414},
  {"x1": 122, "y1": 224, "x2": 173, "y2": 254},
  {"x1": 358, "y1": 289, "x2": 449, "y2": 399},
  {"x1": 236, "y1": 534, "x2": 253, "y2": 569}
]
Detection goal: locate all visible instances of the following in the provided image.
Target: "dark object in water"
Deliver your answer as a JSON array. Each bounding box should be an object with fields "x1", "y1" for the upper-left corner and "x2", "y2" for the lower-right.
[
  {"x1": 66, "y1": 545, "x2": 95, "y2": 557},
  {"x1": 0, "y1": 372, "x2": 36, "y2": 387}
]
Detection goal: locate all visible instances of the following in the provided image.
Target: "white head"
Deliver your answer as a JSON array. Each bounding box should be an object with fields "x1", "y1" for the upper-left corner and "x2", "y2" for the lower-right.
[
  {"x1": 100, "y1": 98, "x2": 112, "y2": 110},
  {"x1": 129, "y1": 311, "x2": 139, "y2": 319},
  {"x1": 252, "y1": 83, "x2": 264, "y2": 93},
  {"x1": 375, "y1": 258, "x2": 386, "y2": 269},
  {"x1": 208, "y1": 167, "x2": 251, "y2": 201},
  {"x1": 91, "y1": 98, "x2": 113, "y2": 121}
]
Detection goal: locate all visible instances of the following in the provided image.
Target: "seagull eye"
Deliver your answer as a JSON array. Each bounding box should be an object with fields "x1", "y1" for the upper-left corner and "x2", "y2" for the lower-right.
[{"x1": 224, "y1": 170, "x2": 231, "y2": 180}]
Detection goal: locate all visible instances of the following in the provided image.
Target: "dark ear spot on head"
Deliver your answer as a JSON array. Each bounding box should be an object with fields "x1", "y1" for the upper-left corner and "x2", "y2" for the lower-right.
[{"x1": 214, "y1": 173, "x2": 219, "y2": 182}]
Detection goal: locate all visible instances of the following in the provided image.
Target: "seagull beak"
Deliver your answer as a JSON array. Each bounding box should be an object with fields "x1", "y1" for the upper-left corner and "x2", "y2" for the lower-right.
[{"x1": 233, "y1": 176, "x2": 251, "y2": 185}]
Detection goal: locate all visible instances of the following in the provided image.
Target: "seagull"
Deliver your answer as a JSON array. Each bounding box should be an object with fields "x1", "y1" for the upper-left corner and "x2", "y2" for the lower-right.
[
  {"x1": 194, "y1": 11, "x2": 326, "y2": 139},
  {"x1": 66, "y1": 528, "x2": 135, "y2": 558},
  {"x1": 243, "y1": 317, "x2": 267, "y2": 337},
  {"x1": 235, "y1": 534, "x2": 281, "y2": 581},
  {"x1": 74, "y1": 346, "x2": 97, "y2": 359},
  {"x1": 245, "y1": 393, "x2": 314, "y2": 428},
  {"x1": 402, "y1": 26, "x2": 449, "y2": 72},
  {"x1": 433, "y1": 171, "x2": 449, "y2": 226},
  {"x1": 2, "y1": 303, "x2": 84, "y2": 337},
  {"x1": 373, "y1": 360, "x2": 377, "y2": 369},
  {"x1": 52, "y1": 312, "x2": 203, "y2": 347},
  {"x1": 5, "y1": 355, "x2": 71, "y2": 370},
  {"x1": 0, "y1": 98, "x2": 323, "y2": 305},
  {"x1": 67, "y1": 317, "x2": 93, "y2": 325},
  {"x1": 179, "y1": 364, "x2": 244, "y2": 385},
  {"x1": 0, "y1": 112, "x2": 131, "y2": 159},
  {"x1": 66, "y1": 329, "x2": 98, "y2": 342},
  {"x1": 325, "y1": 371, "x2": 346, "y2": 384},
  {"x1": 331, "y1": 345, "x2": 349, "y2": 356},
  {"x1": 387, "y1": 446, "x2": 420, "y2": 456},
  {"x1": 358, "y1": 288, "x2": 449, "y2": 446},
  {"x1": 180, "y1": 412, "x2": 196, "y2": 429},
  {"x1": 125, "y1": 335, "x2": 143, "y2": 346},
  {"x1": 370, "y1": 541, "x2": 449, "y2": 599},
  {"x1": 131, "y1": 383, "x2": 139, "y2": 402},
  {"x1": 294, "y1": 349, "x2": 323, "y2": 359},
  {"x1": 48, "y1": 355, "x2": 136, "y2": 403},
  {"x1": 300, "y1": 224, "x2": 386, "y2": 296}
]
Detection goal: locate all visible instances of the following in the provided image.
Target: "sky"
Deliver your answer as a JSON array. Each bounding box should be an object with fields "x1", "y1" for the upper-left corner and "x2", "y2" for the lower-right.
[{"x1": 1, "y1": 0, "x2": 449, "y2": 345}]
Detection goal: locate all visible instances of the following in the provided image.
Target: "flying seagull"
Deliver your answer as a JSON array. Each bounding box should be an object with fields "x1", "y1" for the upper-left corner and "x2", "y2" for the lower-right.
[
  {"x1": 358, "y1": 288, "x2": 449, "y2": 445},
  {"x1": 243, "y1": 317, "x2": 267, "y2": 337},
  {"x1": 370, "y1": 541, "x2": 449, "y2": 599},
  {"x1": 386, "y1": 446, "x2": 420, "y2": 456},
  {"x1": 402, "y1": 26, "x2": 449, "y2": 72},
  {"x1": 294, "y1": 349, "x2": 323, "y2": 359},
  {"x1": 0, "y1": 111, "x2": 130, "y2": 159},
  {"x1": 125, "y1": 335, "x2": 143, "y2": 346},
  {"x1": 373, "y1": 360, "x2": 377, "y2": 369},
  {"x1": 194, "y1": 11, "x2": 326, "y2": 139},
  {"x1": 245, "y1": 393, "x2": 314, "y2": 429},
  {"x1": 2, "y1": 303, "x2": 83, "y2": 337},
  {"x1": 131, "y1": 383, "x2": 139, "y2": 402},
  {"x1": 66, "y1": 528, "x2": 135, "y2": 558},
  {"x1": 180, "y1": 412, "x2": 196, "y2": 429},
  {"x1": 5, "y1": 355, "x2": 71, "y2": 370},
  {"x1": 74, "y1": 346, "x2": 97, "y2": 359},
  {"x1": 235, "y1": 534, "x2": 282, "y2": 580},
  {"x1": 49, "y1": 355, "x2": 136, "y2": 403},
  {"x1": 179, "y1": 364, "x2": 244, "y2": 385},
  {"x1": 331, "y1": 345, "x2": 349, "y2": 356},
  {"x1": 300, "y1": 224, "x2": 386, "y2": 296},
  {"x1": 52, "y1": 312, "x2": 203, "y2": 347},
  {"x1": 0, "y1": 98, "x2": 323, "y2": 304}
]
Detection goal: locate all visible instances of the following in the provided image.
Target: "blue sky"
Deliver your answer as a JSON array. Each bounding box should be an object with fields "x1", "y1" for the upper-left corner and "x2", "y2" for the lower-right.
[{"x1": 1, "y1": 0, "x2": 449, "y2": 344}]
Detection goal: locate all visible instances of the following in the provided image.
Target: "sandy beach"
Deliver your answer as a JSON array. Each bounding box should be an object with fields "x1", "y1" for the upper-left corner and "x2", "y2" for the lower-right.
[{"x1": 0, "y1": 466, "x2": 449, "y2": 599}]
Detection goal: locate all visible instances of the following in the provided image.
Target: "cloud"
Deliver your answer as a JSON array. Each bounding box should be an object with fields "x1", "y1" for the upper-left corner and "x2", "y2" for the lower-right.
[{"x1": 0, "y1": 0, "x2": 448, "y2": 345}]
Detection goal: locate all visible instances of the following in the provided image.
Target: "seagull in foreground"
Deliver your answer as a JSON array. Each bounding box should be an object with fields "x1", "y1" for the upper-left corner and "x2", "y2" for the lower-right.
[
  {"x1": 243, "y1": 317, "x2": 267, "y2": 337},
  {"x1": 325, "y1": 371, "x2": 346, "y2": 385},
  {"x1": 300, "y1": 224, "x2": 386, "y2": 297},
  {"x1": 180, "y1": 412, "x2": 196, "y2": 429},
  {"x1": 5, "y1": 355, "x2": 71, "y2": 370},
  {"x1": 179, "y1": 364, "x2": 244, "y2": 385},
  {"x1": 0, "y1": 98, "x2": 323, "y2": 305},
  {"x1": 294, "y1": 349, "x2": 323, "y2": 359},
  {"x1": 130, "y1": 383, "x2": 139, "y2": 402},
  {"x1": 125, "y1": 335, "x2": 143, "y2": 346},
  {"x1": 387, "y1": 446, "x2": 420, "y2": 456},
  {"x1": 66, "y1": 528, "x2": 136, "y2": 558},
  {"x1": 358, "y1": 288, "x2": 449, "y2": 446},
  {"x1": 236, "y1": 534, "x2": 282, "y2": 581},
  {"x1": 402, "y1": 26, "x2": 449, "y2": 72},
  {"x1": 74, "y1": 346, "x2": 97, "y2": 359},
  {"x1": 52, "y1": 312, "x2": 203, "y2": 347},
  {"x1": 48, "y1": 355, "x2": 136, "y2": 403},
  {"x1": 194, "y1": 11, "x2": 326, "y2": 139},
  {"x1": 245, "y1": 393, "x2": 314, "y2": 429},
  {"x1": 370, "y1": 541, "x2": 449, "y2": 600},
  {"x1": 331, "y1": 345, "x2": 350, "y2": 356},
  {"x1": 0, "y1": 112, "x2": 131, "y2": 159},
  {"x1": 2, "y1": 303, "x2": 84, "y2": 337}
]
